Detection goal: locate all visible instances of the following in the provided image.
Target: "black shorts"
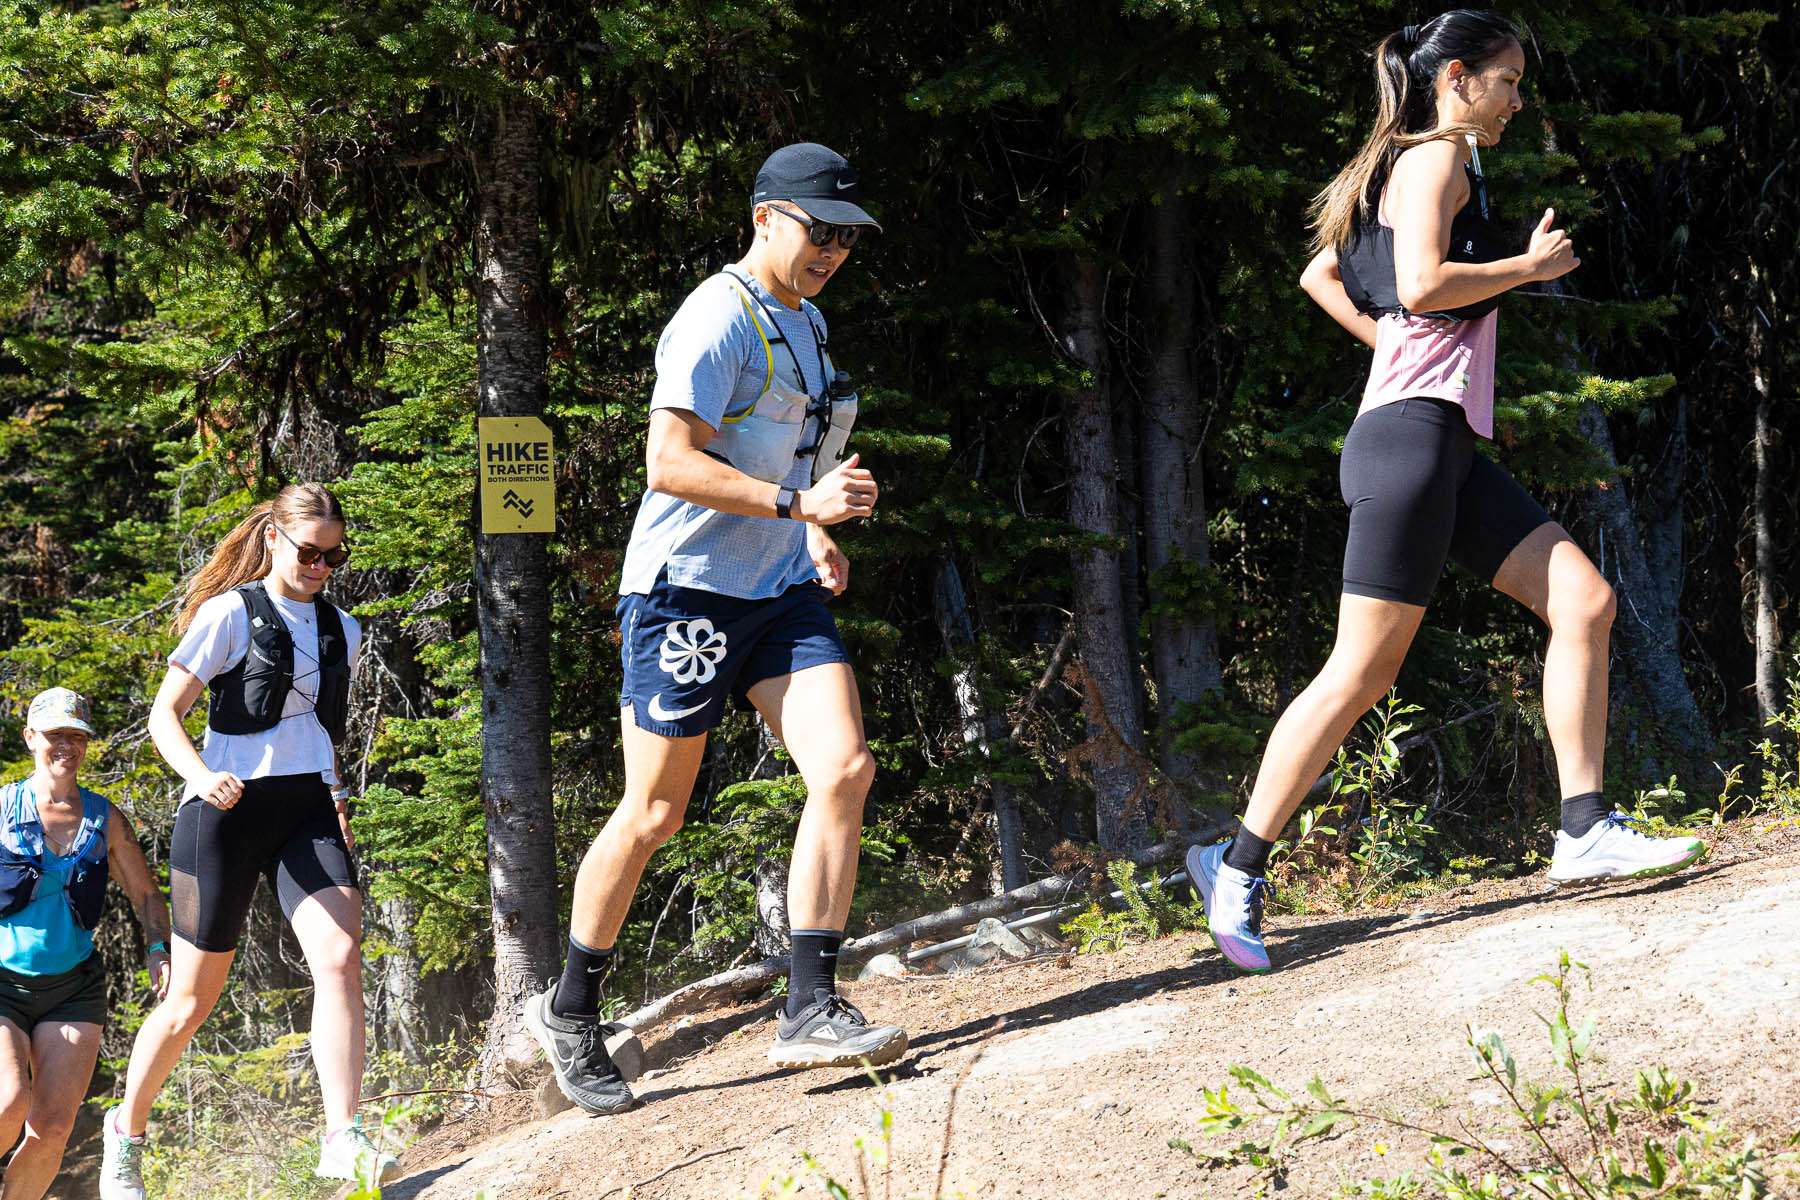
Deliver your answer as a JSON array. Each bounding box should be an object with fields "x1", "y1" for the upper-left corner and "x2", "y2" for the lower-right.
[
  {"x1": 0, "y1": 954, "x2": 107, "y2": 1032},
  {"x1": 170, "y1": 773, "x2": 358, "y2": 953},
  {"x1": 1339, "y1": 397, "x2": 1552, "y2": 606}
]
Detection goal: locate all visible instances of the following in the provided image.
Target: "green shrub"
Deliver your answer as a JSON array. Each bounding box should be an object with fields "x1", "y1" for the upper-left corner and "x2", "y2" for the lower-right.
[
  {"x1": 1061, "y1": 858, "x2": 1205, "y2": 953},
  {"x1": 1173, "y1": 951, "x2": 1796, "y2": 1197}
]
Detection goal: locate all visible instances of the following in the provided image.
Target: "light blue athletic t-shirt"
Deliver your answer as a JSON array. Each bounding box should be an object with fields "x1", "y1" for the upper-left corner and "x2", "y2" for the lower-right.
[
  {"x1": 0, "y1": 782, "x2": 97, "y2": 977},
  {"x1": 619, "y1": 270, "x2": 830, "y2": 600}
]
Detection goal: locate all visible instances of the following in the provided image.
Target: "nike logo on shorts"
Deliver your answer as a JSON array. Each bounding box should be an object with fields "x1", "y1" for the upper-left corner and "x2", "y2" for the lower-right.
[{"x1": 647, "y1": 694, "x2": 708, "y2": 722}]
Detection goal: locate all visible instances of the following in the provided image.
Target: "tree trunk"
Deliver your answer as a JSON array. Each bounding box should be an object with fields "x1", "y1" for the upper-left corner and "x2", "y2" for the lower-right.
[
  {"x1": 474, "y1": 100, "x2": 559, "y2": 1079},
  {"x1": 932, "y1": 555, "x2": 1027, "y2": 892},
  {"x1": 1114, "y1": 378, "x2": 1142, "y2": 714},
  {"x1": 376, "y1": 895, "x2": 425, "y2": 1064},
  {"x1": 1746, "y1": 269, "x2": 1781, "y2": 726},
  {"x1": 751, "y1": 716, "x2": 791, "y2": 957},
  {"x1": 1056, "y1": 253, "x2": 1148, "y2": 852},
  {"x1": 1575, "y1": 402, "x2": 1711, "y2": 780},
  {"x1": 1142, "y1": 175, "x2": 1223, "y2": 804},
  {"x1": 752, "y1": 856, "x2": 791, "y2": 958}
]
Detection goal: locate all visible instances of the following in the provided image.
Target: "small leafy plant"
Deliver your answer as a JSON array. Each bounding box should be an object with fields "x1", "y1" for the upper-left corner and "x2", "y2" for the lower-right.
[
  {"x1": 1328, "y1": 691, "x2": 1437, "y2": 900},
  {"x1": 1173, "y1": 950, "x2": 1794, "y2": 1197},
  {"x1": 1061, "y1": 859, "x2": 1204, "y2": 953}
]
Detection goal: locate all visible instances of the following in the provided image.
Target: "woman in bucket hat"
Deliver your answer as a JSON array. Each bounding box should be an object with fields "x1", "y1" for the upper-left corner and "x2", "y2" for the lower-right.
[{"x1": 0, "y1": 688, "x2": 169, "y2": 1200}]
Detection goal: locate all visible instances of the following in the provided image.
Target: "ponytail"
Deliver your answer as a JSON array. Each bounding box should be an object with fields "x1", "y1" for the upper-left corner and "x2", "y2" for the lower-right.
[
  {"x1": 176, "y1": 483, "x2": 345, "y2": 632},
  {"x1": 1310, "y1": 10, "x2": 1521, "y2": 254}
]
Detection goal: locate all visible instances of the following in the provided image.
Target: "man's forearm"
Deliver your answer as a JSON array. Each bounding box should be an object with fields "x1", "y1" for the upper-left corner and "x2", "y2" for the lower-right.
[{"x1": 648, "y1": 444, "x2": 787, "y2": 519}]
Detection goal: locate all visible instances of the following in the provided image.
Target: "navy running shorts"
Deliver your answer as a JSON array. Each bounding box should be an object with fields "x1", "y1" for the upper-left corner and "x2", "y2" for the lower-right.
[
  {"x1": 617, "y1": 572, "x2": 851, "y2": 738},
  {"x1": 1339, "y1": 396, "x2": 1553, "y2": 607}
]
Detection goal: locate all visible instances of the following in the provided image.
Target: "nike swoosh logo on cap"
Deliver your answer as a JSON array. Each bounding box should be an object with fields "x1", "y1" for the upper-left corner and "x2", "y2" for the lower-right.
[
  {"x1": 648, "y1": 694, "x2": 707, "y2": 722},
  {"x1": 835, "y1": 179, "x2": 856, "y2": 190}
]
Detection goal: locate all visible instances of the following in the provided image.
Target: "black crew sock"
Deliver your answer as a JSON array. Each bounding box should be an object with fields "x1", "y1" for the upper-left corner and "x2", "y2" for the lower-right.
[
  {"x1": 1560, "y1": 791, "x2": 1610, "y2": 840},
  {"x1": 1222, "y1": 823, "x2": 1276, "y2": 878},
  {"x1": 786, "y1": 929, "x2": 843, "y2": 1019},
  {"x1": 551, "y1": 936, "x2": 614, "y2": 1020}
]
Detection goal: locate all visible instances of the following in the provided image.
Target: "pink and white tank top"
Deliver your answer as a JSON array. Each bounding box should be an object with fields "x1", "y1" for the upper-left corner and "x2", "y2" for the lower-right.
[{"x1": 1358, "y1": 187, "x2": 1498, "y2": 438}]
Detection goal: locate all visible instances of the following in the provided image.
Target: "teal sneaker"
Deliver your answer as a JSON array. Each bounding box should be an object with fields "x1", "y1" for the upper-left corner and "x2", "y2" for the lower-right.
[{"x1": 316, "y1": 1117, "x2": 401, "y2": 1186}]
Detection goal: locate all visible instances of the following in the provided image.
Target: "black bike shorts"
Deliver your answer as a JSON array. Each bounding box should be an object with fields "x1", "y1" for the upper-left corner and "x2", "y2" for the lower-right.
[
  {"x1": 1339, "y1": 397, "x2": 1552, "y2": 607},
  {"x1": 170, "y1": 773, "x2": 358, "y2": 953}
]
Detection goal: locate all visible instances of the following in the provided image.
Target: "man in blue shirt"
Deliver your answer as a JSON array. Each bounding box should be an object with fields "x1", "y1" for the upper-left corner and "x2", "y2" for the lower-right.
[{"x1": 527, "y1": 144, "x2": 905, "y2": 1114}]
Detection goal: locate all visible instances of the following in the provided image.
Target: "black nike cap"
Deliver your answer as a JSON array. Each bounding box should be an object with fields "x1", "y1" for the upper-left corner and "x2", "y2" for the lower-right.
[{"x1": 751, "y1": 142, "x2": 882, "y2": 230}]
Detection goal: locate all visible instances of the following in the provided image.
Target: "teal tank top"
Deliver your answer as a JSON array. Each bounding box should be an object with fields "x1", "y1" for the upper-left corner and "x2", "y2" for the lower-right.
[{"x1": 0, "y1": 780, "x2": 105, "y2": 976}]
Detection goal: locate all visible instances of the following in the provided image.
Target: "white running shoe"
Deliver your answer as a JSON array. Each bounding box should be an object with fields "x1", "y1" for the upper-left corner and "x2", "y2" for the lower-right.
[
  {"x1": 1186, "y1": 841, "x2": 1273, "y2": 973},
  {"x1": 1546, "y1": 813, "x2": 1707, "y2": 887},
  {"x1": 315, "y1": 1117, "x2": 401, "y2": 1186},
  {"x1": 98, "y1": 1107, "x2": 148, "y2": 1200}
]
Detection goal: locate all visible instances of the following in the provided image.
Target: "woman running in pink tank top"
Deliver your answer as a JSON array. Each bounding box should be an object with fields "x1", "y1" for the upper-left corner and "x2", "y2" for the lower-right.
[{"x1": 1186, "y1": 9, "x2": 1707, "y2": 976}]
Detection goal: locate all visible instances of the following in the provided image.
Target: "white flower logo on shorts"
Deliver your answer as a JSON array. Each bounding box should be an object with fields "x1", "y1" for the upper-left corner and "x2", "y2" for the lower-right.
[{"x1": 658, "y1": 618, "x2": 729, "y2": 685}]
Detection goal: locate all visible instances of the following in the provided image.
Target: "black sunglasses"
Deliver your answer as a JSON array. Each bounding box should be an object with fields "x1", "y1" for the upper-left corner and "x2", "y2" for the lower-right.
[
  {"x1": 768, "y1": 205, "x2": 863, "y2": 250},
  {"x1": 273, "y1": 523, "x2": 352, "y2": 569}
]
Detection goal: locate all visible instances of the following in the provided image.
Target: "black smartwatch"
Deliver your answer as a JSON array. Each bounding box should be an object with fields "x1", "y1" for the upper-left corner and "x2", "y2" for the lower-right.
[{"x1": 775, "y1": 486, "x2": 799, "y2": 520}]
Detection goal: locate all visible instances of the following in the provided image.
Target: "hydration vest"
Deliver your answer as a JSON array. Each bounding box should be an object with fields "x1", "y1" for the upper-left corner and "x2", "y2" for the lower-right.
[
  {"x1": 705, "y1": 267, "x2": 858, "y2": 486},
  {"x1": 207, "y1": 580, "x2": 350, "y2": 745},
  {"x1": 0, "y1": 779, "x2": 110, "y2": 931},
  {"x1": 1339, "y1": 155, "x2": 1510, "y2": 324}
]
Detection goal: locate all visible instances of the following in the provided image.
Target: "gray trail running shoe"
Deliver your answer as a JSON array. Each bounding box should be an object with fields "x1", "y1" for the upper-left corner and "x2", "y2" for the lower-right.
[
  {"x1": 769, "y1": 991, "x2": 908, "y2": 1069},
  {"x1": 98, "y1": 1107, "x2": 147, "y2": 1200},
  {"x1": 524, "y1": 985, "x2": 637, "y2": 1115}
]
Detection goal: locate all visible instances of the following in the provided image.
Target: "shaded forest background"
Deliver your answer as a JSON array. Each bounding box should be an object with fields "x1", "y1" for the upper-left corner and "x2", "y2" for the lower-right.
[{"x1": 0, "y1": 0, "x2": 1794, "y2": 1167}]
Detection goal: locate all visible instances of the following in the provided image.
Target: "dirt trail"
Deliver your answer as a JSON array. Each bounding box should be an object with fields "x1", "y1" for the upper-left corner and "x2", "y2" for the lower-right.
[{"x1": 389, "y1": 820, "x2": 1800, "y2": 1199}]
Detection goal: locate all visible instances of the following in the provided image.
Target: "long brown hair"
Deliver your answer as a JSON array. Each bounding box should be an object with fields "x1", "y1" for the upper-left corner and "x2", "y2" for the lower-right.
[
  {"x1": 1310, "y1": 10, "x2": 1521, "y2": 254},
  {"x1": 176, "y1": 483, "x2": 345, "y2": 632}
]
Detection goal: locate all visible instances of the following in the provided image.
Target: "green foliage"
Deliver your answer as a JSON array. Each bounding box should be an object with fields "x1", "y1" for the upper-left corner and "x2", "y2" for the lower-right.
[
  {"x1": 1327, "y1": 692, "x2": 1438, "y2": 899},
  {"x1": 1749, "y1": 657, "x2": 1800, "y2": 814},
  {"x1": 127, "y1": 1032, "x2": 472, "y2": 1199},
  {"x1": 1061, "y1": 858, "x2": 1204, "y2": 954},
  {"x1": 1177, "y1": 950, "x2": 1794, "y2": 1197}
]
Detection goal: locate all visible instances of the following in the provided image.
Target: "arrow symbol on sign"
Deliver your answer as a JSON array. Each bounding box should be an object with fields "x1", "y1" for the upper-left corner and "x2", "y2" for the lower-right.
[{"x1": 501, "y1": 489, "x2": 535, "y2": 517}]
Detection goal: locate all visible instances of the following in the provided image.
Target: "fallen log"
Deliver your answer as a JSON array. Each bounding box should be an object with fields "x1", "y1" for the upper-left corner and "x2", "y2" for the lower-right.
[
  {"x1": 837, "y1": 836, "x2": 1207, "y2": 967},
  {"x1": 618, "y1": 957, "x2": 789, "y2": 1033},
  {"x1": 615, "y1": 830, "x2": 1226, "y2": 1036}
]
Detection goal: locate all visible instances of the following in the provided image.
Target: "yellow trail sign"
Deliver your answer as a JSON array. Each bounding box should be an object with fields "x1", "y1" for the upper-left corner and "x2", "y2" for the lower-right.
[{"x1": 479, "y1": 417, "x2": 556, "y2": 533}]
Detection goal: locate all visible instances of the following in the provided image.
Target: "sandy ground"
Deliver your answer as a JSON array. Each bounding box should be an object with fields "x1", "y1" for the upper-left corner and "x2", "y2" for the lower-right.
[{"x1": 374, "y1": 817, "x2": 1800, "y2": 1199}]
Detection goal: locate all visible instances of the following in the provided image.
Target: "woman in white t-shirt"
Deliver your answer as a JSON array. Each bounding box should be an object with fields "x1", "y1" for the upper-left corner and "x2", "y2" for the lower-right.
[{"x1": 99, "y1": 483, "x2": 398, "y2": 1197}]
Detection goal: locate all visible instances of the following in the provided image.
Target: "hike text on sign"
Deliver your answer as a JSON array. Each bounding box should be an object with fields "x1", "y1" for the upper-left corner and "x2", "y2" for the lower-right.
[{"x1": 486, "y1": 441, "x2": 552, "y2": 477}]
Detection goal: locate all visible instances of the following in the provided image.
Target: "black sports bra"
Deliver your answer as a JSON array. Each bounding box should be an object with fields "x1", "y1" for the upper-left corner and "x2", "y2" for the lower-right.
[{"x1": 1338, "y1": 160, "x2": 1510, "y2": 323}]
